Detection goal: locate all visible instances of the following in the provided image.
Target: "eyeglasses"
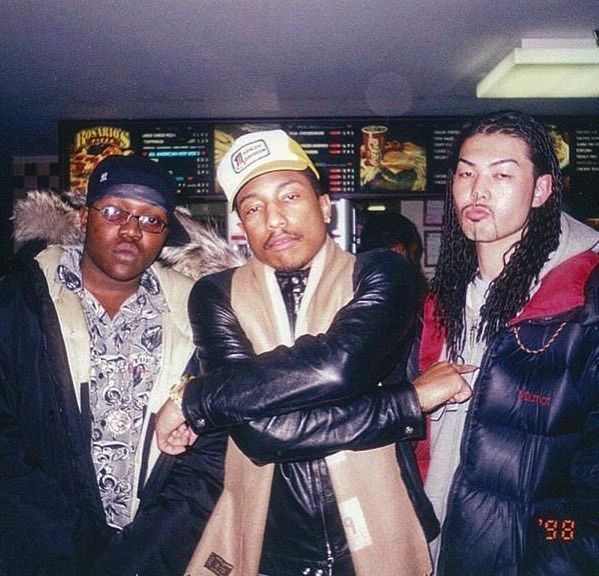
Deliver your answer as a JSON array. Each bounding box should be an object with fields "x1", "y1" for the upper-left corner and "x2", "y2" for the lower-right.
[{"x1": 90, "y1": 205, "x2": 168, "y2": 234}]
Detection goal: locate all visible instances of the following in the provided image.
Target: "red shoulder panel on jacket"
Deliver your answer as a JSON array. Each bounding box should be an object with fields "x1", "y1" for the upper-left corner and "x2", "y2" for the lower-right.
[{"x1": 508, "y1": 251, "x2": 599, "y2": 325}]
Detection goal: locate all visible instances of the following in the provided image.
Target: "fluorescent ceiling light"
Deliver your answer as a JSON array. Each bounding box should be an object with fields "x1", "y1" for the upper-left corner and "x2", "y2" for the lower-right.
[{"x1": 477, "y1": 38, "x2": 599, "y2": 98}]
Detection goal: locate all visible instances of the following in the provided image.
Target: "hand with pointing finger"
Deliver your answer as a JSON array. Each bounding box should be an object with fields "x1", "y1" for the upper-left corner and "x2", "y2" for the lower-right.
[{"x1": 412, "y1": 361, "x2": 476, "y2": 413}]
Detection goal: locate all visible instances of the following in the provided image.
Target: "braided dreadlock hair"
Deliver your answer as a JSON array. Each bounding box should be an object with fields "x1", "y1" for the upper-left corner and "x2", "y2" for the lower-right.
[{"x1": 430, "y1": 110, "x2": 563, "y2": 361}]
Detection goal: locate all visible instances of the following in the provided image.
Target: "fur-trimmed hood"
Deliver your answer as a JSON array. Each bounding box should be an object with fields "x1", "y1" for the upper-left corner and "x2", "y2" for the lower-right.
[{"x1": 12, "y1": 190, "x2": 246, "y2": 280}]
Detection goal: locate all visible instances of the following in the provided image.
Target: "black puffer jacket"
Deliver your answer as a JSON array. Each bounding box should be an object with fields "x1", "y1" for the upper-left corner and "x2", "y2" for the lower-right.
[
  {"x1": 183, "y1": 249, "x2": 439, "y2": 575},
  {"x1": 0, "y1": 190, "x2": 245, "y2": 576},
  {"x1": 0, "y1": 253, "x2": 202, "y2": 576},
  {"x1": 415, "y1": 251, "x2": 599, "y2": 576}
]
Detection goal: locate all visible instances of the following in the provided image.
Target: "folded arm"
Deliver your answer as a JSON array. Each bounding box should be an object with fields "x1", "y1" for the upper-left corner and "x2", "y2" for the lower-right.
[
  {"x1": 183, "y1": 251, "x2": 419, "y2": 432},
  {"x1": 229, "y1": 382, "x2": 424, "y2": 464},
  {"x1": 224, "y1": 354, "x2": 471, "y2": 465}
]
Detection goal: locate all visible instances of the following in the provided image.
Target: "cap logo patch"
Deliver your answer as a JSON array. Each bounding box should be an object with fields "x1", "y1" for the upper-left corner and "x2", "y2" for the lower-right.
[
  {"x1": 230, "y1": 139, "x2": 270, "y2": 174},
  {"x1": 100, "y1": 171, "x2": 108, "y2": 182}
]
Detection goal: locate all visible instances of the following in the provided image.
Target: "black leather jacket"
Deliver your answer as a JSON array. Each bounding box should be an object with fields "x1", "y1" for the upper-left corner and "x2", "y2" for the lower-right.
[{"x1": 183, "y1": 249, "x2": 439, "y2": 575}]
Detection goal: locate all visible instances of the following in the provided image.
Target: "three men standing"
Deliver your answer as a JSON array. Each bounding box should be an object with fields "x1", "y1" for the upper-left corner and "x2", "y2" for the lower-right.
[{"x1": 4, "y1": 110, "x2": 596, "y2": 576}]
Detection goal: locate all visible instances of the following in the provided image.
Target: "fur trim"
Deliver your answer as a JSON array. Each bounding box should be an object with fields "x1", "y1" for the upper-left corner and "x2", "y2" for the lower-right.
[
  {"x1": 12, "y1": 190, "x2": 246, "y2": 281},
  {"x1": 160, "y1": 209, "x2": 246, "y2": 279},
  {"x1": 13, "y1": 191, "x2": 83, "y2": 249}
]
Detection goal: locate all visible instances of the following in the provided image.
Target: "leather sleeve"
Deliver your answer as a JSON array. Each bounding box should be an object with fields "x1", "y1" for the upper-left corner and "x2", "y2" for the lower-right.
[
  {"x1": 183, "y1": 250, "x2": 419, "y2": 432},
  {"x1": 229, "y1": 382, "x2": 424, "y2": 464},
  {"x1": 187, "y1": 268, "x2": 254, "y2": 371}
]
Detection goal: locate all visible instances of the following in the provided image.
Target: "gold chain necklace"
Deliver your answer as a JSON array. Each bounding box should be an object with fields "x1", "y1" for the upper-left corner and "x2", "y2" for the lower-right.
[{"x1": 511, "y1": 321, "x2": 567, "y2": 354}]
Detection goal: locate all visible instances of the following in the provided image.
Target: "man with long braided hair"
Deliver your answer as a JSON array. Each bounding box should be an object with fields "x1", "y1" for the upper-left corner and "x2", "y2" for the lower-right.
[{"x1": 416, "y1": 110, "x2": 599, "y2": 574}]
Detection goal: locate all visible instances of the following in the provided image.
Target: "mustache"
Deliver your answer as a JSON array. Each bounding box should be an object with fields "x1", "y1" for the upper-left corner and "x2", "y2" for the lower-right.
[
  {"x1": 264, "y1": 229, "x2": 302, "y2": 249},
  {"x1": 461, "y1": 202, "x2": 492, "y2": 212}
]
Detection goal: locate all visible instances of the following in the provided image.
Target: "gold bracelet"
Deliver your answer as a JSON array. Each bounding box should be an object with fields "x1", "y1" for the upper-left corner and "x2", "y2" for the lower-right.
[{"x1": 169, "y1": 373, "x2": 193, "y2": 409}]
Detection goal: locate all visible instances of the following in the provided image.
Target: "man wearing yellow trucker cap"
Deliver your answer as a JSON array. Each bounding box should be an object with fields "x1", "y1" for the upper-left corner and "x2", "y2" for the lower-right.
[{"x1": 154, "y1": 129, "x2": 470, "y2": 576}]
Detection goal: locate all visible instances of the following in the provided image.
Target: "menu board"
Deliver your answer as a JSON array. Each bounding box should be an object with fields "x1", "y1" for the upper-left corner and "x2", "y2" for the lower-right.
[
  {"x1": 286, "y1": 123, "x2": 356, "y2": 194},
  {"x1": 566, "y1": 124, "x2": 599, "y2": 223},
  {"x1": 429, "y1": 121, "x2": 462, "y2": 192},
  {"x1": 60, "y1": 121, "x2": 212, "y2": 199},
  {"x1": 575, "y1": 127, "x2": 599, "y2": 174},
  {"x1": 60, "y1": 116, "x2": 599, "y2": 221},
  {"x1": 64, "y1": 124, "x2": 135, "y2": 198},
  {"x1": 140, "y1": 123, "x2": 211, "y2": 197}
]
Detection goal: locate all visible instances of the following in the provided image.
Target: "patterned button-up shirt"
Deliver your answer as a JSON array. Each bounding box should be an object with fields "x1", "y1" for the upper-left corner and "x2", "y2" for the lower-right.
[{"x1": 57, "y1": 247, "x2": 168, "y2": 529}]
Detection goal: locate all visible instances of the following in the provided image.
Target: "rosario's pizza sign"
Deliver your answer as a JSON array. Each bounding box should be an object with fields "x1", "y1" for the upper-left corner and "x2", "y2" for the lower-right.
[{"x1": 69, "y1": 126, "x2": 132, "y2": 193}]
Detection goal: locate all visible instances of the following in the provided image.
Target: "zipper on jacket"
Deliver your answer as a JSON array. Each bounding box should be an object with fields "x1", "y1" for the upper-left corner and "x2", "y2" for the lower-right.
[
  {"x1": 313, "y1": 459, "x2": 335, "y2": 576},
  {"x1": 326, "y1": 541, "x2": 334, "y2": 576}
]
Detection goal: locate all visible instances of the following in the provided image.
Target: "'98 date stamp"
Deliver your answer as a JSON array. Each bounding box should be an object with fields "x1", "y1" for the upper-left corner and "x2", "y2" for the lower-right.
[{"x1": 537, "y1": 518, "x2": 576, "y2": 541}]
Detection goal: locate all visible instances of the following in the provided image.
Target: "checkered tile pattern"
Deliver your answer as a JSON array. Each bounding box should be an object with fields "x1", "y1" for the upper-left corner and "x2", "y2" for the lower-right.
[{"x1": 12, "y1": 156, "x2": 61, "y2": 199}]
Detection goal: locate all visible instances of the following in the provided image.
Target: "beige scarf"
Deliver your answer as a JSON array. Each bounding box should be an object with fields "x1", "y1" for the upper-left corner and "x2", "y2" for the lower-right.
[{"x1": 185, "y1": 237, "x2": 431, "y2": 576}]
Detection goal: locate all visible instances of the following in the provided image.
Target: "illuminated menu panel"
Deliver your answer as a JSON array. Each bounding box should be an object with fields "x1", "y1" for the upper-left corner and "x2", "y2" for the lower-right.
[
  {"x1": 141, "y1": 124, "x2": 211, "y2": 196},
  {"x1": 60, "y1": 116, "x2": 599, "y2": 214},
  {"x1": 568, "y1": 125, "x2": 599, "y2": 222},
  {"x1": 214, "y1": 122, "x2": 358, "y2": 196},
  {"x1": 283, "y1": 123, "x2": 357, "y2": 195},
  {"x1": 358, "y1": 122, "x2": 428, "y2": 193},
  {"x1": 430, "y1": 124, "x2": 461, "y2": 191},
  {"x1": 575, "y1": 127, "x2": 599, "y2": 175},
  {"x1": 65, "y1": 123, "x2": 135, "y2": 196}
]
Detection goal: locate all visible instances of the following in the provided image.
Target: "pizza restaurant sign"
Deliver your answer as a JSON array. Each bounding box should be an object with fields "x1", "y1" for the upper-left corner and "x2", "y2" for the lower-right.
[
  {"x1": 69, "y1": 126, "x2": 133, "y2": 192},
  {"x1": 74, "y1": 126, "x2": 131, "y2": 151}
]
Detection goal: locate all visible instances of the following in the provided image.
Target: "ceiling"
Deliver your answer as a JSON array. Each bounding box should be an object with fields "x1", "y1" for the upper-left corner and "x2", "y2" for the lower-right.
[{"x1": 1, "y1": 0, "x2": 598, "y2": 156}]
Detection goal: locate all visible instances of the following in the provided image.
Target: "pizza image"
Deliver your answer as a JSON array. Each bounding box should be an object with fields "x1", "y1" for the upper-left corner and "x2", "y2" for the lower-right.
[{"x1": 69, "y1": 127, "x2": 133, "y2": 192}]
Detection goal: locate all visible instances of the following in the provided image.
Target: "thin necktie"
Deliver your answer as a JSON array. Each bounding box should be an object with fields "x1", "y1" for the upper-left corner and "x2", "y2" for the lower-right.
[{"x1": 274, "y1": 269, "x2": 310, "y2": 331}]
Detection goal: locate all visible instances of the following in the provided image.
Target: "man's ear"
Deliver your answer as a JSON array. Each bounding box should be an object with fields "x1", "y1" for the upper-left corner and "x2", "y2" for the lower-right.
[
  {"x1": 532, "y1": 174, "x2": 553, "y2": 208},
  {"x1": 391, "y1": 243, "x2": 408, "y2": 257},
  {"x1": 80, "y1": 207, "x2": 89, "y2": 234},
  {"x1": 319, "y1": 194, "x2": 332, "y2": 224}
]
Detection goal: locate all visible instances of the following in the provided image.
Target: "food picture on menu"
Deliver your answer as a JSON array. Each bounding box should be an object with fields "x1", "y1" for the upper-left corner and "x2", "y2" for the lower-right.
[
  {"x1": 69, "y1": 126, "x2": 133, "y2": 193},
  {"x1": 360, "y1": 125, "x2": 427, "y2": 192},
  {"x1": 214, "y1": 128, "x2": 237, "y2": 166},
  {"x1": 549, "y1": 129, "x2": 570, "y2": 169},
  {"x1": 545, "y1": 125, "x2": 572, "y2": 196}
]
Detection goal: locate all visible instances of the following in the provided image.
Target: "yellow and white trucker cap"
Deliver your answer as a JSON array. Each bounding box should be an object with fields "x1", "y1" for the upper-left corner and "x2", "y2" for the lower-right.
[{"x1": 216, "y1": 129, "x2": 320, "y2": 208}]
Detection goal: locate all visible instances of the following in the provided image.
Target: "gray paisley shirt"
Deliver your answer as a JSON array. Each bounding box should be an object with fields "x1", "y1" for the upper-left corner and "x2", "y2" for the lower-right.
[{"x1": 57, "y1": 247, "x2": 168, "y2": 529}]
